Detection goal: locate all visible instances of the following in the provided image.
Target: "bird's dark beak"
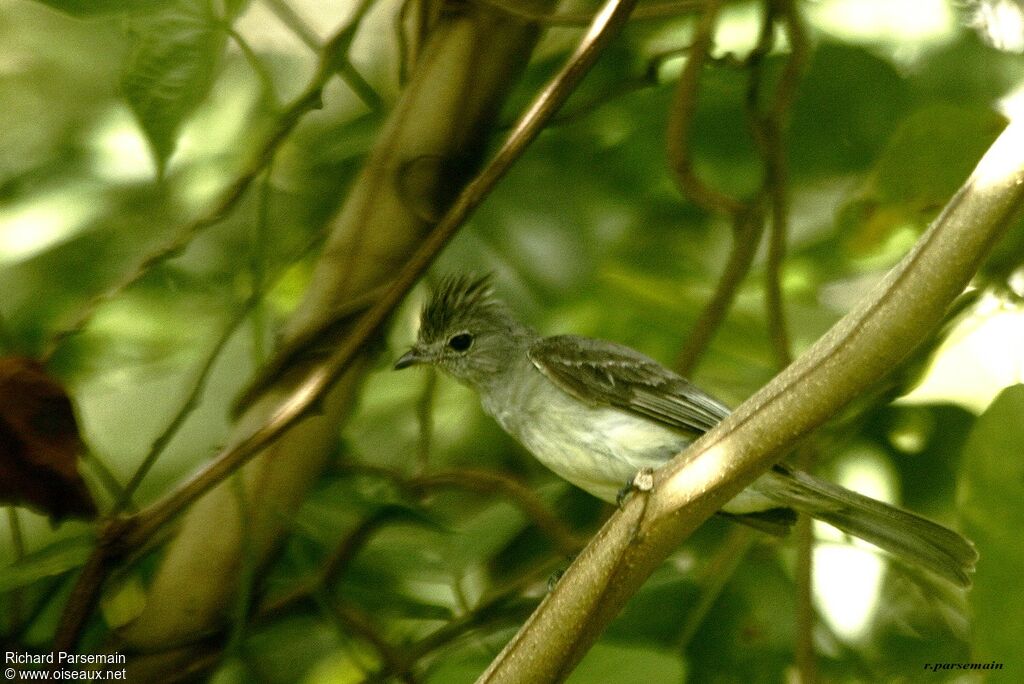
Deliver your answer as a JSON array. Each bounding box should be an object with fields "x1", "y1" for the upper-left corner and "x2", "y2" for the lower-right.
[{"x1": 394, "y1": 347, "x2": 427, "y2": 370}]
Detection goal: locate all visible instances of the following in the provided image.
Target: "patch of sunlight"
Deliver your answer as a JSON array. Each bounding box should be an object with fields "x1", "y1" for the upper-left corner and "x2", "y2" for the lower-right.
[
  {"x1": 808, "y1": 0, "x2": 956, "y2": 47},
  {"x1": 170, "y1": 74, "x2": 258, "y2": 211},
  {"x1": 852, "y1": 224, "x2": 920, "y2": 271},
  {"x1": 782, "y1": 260, "x2": 815, "y2": 294},
  {"x1": 813, "y1": 448, "x2": 893, "y2": 641},
  {"x1": 887, "y1": 408, "x2": 932, "y2": 454},
  {"x1": 899, "y1": 290, "x2": 1024, "y2": 413},
  {"x1": 0, "y1": 185, "x2": 104, "y2": 265},
  {"x1": 998, "y1": 81, "x2": 1024, "y2": 121},
  {"x1": 970, "y1": 116, "x2": 1024, "y2": 192},
  {"x1": 969, "y1": 0, "x2": 1024, "y2": 53},
  {"x1": 648, "y1": 2, "x2": 763, "y2": 83},
  {"x1": 715, "y1": 2, "x2": 765, "y2": 57},
  {"x1": 88, "y1": 105, "x2": 156, "y2": 183},
  {"x1": 304, "y1": 648, "x2": 374, "y2": 684}
]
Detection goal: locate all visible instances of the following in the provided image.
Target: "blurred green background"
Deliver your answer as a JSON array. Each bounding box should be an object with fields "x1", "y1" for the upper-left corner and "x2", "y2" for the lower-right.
[{"x1": 2, "y1": 0, "x2": 1024, "y2": 681}]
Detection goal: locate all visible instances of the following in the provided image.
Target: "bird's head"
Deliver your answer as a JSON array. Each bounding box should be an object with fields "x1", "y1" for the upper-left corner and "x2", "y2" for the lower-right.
[{"x1": 394, "y1": 274, "x2": 532, "y2": 387}]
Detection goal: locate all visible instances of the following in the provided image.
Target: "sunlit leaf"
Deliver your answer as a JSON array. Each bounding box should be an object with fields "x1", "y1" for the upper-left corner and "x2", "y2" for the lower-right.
[
  {"x1": 840, "y1": 106, "x2": 1005, "y2": 256},
  {"x1": 961, "y1": 384, "x2": 1024, "y2": 672},
  {"x1": 121, "y1": 0, "x2": 227, "y2": 173}
]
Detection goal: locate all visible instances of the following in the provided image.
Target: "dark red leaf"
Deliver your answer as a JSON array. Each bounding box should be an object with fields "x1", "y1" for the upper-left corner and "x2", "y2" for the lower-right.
[{"x1": 0, "y1": 357, "x2": 97, "y2": 522}]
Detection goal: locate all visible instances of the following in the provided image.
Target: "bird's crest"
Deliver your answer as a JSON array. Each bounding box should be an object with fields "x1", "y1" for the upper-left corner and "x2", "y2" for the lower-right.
[{"x1": 419, "y1": 274, "x2": 500, "y2": 340}]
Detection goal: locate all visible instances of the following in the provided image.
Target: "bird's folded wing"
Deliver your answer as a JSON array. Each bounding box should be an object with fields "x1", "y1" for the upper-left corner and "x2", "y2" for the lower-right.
[{"x1": 528, "y1": 335, "x2": 730, "y2": 435}]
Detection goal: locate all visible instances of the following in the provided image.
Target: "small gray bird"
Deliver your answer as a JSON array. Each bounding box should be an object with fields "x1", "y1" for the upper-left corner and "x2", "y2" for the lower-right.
[{"x1": 394, "y1": 274, "x2": 977, "y2": 586}]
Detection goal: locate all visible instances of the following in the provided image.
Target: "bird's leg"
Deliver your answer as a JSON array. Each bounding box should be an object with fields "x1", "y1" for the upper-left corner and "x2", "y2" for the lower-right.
[
  {"x1": 616, "y1": 467, "x2": 655, "y2": 508},
  {"x1": 546, "y1": 553, "x2": 579, "y2": 591}
]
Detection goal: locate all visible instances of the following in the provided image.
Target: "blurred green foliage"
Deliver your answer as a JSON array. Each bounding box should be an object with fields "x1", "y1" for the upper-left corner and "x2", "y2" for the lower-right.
[{"x1": 1, "y1": 0, "x2": 1024, "y2": 681}]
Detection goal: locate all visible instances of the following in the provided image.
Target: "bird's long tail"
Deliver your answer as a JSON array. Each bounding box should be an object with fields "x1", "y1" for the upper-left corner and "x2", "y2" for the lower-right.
[{"x1": 762, "y1": 466, "x2": 977, "y2": 587}]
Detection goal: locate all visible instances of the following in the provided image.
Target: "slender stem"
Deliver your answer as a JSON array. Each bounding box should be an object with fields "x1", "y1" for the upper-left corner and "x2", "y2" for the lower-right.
[
  {"x1": 228, "y1": 27, "x2": 280, "y2": 109},
  {"x1": 675, "y1": 203, "x2": 765, "y2": 375},
  {"x1": 794, "y1": 513, "x2": 817, "y2": 684},
  {"x1": 409, "y1": 470, "x2": 585, "y2": 554},
  {"x1": 478, "y1": 0, "x2": 705, "y2": 26},
  {"x1": 84, "y1": 449, "x2": 127, "y2": 506},
  {"x1": 666, "y1": 0, "x2": 744, "y2": 216},
  {"x1": 261, "y1": 0, "x2": 320, "y2": 50},
  {"x1": 113, "y1": 299, "x2": 255, "y2": 514},
  {"x1": 674, "y1": 527, "x2": 754, "y2": 649},
  {"x1": 5, "y1": 508, "x2": 25, "y2": 630}
]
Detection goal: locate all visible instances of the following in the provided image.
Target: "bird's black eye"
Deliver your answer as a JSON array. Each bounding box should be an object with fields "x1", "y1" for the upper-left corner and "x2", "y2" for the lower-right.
[{"x1": 447, "y1": 332, "x2": 474, "y2": 352}]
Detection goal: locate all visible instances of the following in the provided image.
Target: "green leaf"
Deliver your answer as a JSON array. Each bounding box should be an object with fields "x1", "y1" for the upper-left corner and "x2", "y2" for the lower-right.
[
  {"x1": 100, "y1": 574, "x2": 147, "y2": 628},
  {"x1": 961, "y1": 384, "x2": 1024, "y2": 672},
  {"x1": 0, "y1": 535, "x2": 94, "y2": 593},
  {"x1": 838, "y1": 105, "x2": 1005, "y2": 257},
  {"x1": 121, "y1": 0, "x2": 227, "y2": 174},
  {"x1": 871, "y1": 105, "x2": 1005, "y2": 207},
  {"x1": 29, "y1": 0, "x2": 173, "y2": 16},
  {"x1": 568, "y1": 641, "x2": 686, "y2": 683}
]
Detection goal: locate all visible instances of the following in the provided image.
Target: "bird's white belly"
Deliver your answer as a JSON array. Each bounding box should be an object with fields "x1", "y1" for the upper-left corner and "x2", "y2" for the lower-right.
[
  {"x1": 491, "y1": 387, "x2": 689, "y2": 503},
  {"x1": 483, "y1": 374, "x2": 782, "y2": 513}
]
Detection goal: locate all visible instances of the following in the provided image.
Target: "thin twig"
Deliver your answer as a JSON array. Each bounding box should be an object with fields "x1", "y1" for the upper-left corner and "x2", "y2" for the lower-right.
[
  {"x1": 5, "y1": 508, "x2": 26, "y2": 630},
  {"x1": 320, "y1": 0, "x2": 384, "y2": 112},
  {"x1": 261, "y1": 0, "x2": 320, "y2": 50},
  {"x1": 248, "y1": 166, "x2": 274, "y2": 363},
  {"x1": 666, "y1": 0, "x2": 744, "y2": 216},
  {"x1": 668, "y1": 0, "x2": 769, "y2": 374},
  {"x1": 259, "y1": 506, "x2": 415, "y2": 617},
  {"x1": 326, "y1": 599, "x2": 419, "y2": 683},
  {"x1": 748, "y1": 0, "x2": 808, "y2": 370},
  {"x1": 399, "y1": 565, "x2": 550, "y2": 665},
  {"x1": 477, "y1": 0, "x2": 705, "y2": 26},
  {"x1": 112, "y1": 297, "x2": 258, "y2": 514},
  {"x1": 675, "y1": 202, "x2": 765, "y2": 375},
  {"x1": 228, "y1": 27, "x2": 281, "y2": 110},
  {"x1": 84, "y1": 449, "x2": 127, "y2": 507},
  {"x1": 329, "y1": 462, "x2": 584, "y2": 555},
  {"x1": 51, "y1": 518, "x2": 128, "y2": 651},
  {"x1": 794, "y1": 513, "x2": 816, "y2": 684},
  {"x1": 673, "y1": 526, "x2": 754, "y2": 649},
  {"x1": 409, "y1": 470, "x2": 585, "y2": 555}
]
